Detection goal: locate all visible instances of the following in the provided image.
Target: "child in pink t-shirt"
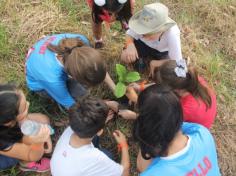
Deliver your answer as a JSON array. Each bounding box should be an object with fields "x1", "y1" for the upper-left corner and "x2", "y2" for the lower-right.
[
  {"x1": 153, "y1": 59, "x2": 217, "y2": 128},
  {"x1": 86, "y1": 0, "x2": 135, "y2": 48}
]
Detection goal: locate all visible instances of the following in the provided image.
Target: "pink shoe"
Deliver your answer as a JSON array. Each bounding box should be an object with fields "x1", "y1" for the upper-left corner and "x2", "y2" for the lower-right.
[{"x1": 19, "y1": 158, "x2": 50, "y2": 173}]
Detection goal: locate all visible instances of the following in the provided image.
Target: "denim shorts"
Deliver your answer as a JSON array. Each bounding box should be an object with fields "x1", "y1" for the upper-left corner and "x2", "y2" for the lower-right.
[{"x1": 0, "y1": 154, "x2": 18, "y2": 170}]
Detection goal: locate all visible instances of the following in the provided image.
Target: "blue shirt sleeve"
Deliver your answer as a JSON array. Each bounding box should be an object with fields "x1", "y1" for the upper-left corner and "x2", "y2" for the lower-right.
[{"x1": 40, "y1": 80, "x2": 75, "y2": 108}]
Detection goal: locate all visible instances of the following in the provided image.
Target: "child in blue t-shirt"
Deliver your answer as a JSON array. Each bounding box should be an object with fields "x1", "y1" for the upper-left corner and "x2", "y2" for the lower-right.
[
  {"x1": 133, "y1": 84, "x2": 221, "y2": 176},
  {"x1": 25, "y1": 33, "x2": 115, "y2": 108}
]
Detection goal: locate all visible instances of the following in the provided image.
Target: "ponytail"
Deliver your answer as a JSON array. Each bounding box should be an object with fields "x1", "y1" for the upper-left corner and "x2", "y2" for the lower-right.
[{"x1": 186, "y1": 67, "x2": 212, "y2": 108}]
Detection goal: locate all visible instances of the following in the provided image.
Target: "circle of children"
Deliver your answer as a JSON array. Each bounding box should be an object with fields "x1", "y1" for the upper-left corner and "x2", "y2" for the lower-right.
[{"x1": 0, "y1": 1, "x2": 221, "y2": 176}]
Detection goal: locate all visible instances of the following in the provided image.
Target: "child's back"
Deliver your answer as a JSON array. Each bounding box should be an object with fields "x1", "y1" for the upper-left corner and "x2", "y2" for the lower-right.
[
  {"x1": 51, "y1": 127, "x2": 123, "y2": 176},
  {"x1": 51, "y1": 97, "x2": 129, "y2": 176},
  {"x1": 141, "y1": 123, "x2": 220, "y2": 176}
]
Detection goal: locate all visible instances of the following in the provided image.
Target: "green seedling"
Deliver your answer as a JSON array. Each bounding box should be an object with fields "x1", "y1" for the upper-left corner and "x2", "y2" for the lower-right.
[{"x1": 114, "y1": 64, "x2": 140, "y2": 98}]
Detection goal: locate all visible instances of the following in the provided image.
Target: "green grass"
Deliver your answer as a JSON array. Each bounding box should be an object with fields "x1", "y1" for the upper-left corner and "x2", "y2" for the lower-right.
[
  {"x1": 58, "y1": 0, "x2": 90, "y2": 22},
  {"x1": 0, "y1": 0, "x2": 236, "y2": 175},
  {"x1": 0, "y1": 23, "x2": 11, "y2": 58}
]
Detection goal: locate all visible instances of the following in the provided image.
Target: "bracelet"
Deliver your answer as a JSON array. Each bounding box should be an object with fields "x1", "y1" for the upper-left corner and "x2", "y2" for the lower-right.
[
  {"x1": 117, "y1": 142, "x2": 129, "y2": 152},
  {"x1": 139, "y1": 80, "x2": 147, "y2": 91},
  {"x1": 125, "y1": 38, "x2": 134, "y2": 48}
]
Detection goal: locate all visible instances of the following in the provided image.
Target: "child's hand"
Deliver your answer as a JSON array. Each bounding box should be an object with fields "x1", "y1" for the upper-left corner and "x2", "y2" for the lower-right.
[
  {"x1": 105, "y1": 101, "x2": 119, "y2": 113},
  {"x1": 126, "y1": 43, "x2": 138, "y2": 63},
  {"x1": 126, "y1": 86, "x2": 138, "y2": 104},
  {"x1": 29, "y1": 125, "x2": 50, "y2": 144},
  {"x1": 129, "y1": 82, "x2": 140, "y2": 92},
  {"x1": 105, "y1": 110, "x2": 115, "y2": 123},
  {"x1": 118, "y1": 109, "x2": 137, "y2": 120},
  {"x1": 113, "y1": 130, "x2": 127, "y2": 145}
]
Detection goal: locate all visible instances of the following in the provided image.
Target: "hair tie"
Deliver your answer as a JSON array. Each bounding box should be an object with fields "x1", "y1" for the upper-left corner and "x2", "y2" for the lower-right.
[
  {"x1": 65, "y1": 46, "x2": 79, "y2": 55},
  {"x1": 94, "y1": 0, "x2": 106, "y2": 6},
  {"x1": 94, "y1": 0, "x2": 127, "y2": 6},
  {"x1": 118, "y1": 0, "x2": 127, "y2": 4},
  {"x1": 174, "y1": 59, "x2": 188, "y2": 78}
]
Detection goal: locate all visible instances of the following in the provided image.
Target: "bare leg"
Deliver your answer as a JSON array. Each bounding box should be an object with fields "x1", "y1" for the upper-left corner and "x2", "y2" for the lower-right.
[
  {"x1": 92, "y1": 20, "x2": 103, "y2": 48},
  {"x1": 137, "y1": 149, "x2": 152, "y2": 173},
  {"x1": 92, "y1": 21, "x2": 102, "y2": 40}
]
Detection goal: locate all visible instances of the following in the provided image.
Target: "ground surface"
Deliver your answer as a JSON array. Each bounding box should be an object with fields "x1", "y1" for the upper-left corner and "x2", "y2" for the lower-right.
[{"x1": 0, "y1": 0, "x2": 235, "y2": 175}]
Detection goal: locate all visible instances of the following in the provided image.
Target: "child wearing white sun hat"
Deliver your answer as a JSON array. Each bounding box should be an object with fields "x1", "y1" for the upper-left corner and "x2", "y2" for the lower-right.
[{"x1": 121, "y1": 2, "x2": 183, "y2": 75}]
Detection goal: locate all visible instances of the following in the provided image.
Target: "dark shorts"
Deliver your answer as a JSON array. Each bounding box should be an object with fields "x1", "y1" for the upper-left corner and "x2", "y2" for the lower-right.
[
  {"x1": 134, "y1": 39, "x2": 168, "y2": 60},
  {"x1": 92, "y1": 136, "x2": 113, "y2": 160},
  {"x1": 0, "y1": 154, "x2": 18, "y2": 170}
]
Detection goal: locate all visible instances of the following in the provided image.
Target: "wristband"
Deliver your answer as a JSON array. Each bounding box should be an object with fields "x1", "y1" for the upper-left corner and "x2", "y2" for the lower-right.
[
  {"x1": 139, "y1": 80, "x2": 147, "y2": 91},
  {"x1": 117, "y1": 142, "x2": 129, "y2": 152},
  {"x1": 125, "y1": 38, "x2": 134, "y2": 48}
]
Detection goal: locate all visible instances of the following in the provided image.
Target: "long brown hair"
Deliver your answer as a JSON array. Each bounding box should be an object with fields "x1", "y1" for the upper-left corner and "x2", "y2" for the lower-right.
[
  {"x1": 47, "y1": 38, "x2": 106, "y2": 86},
  {"x1": 153, "y1": 60, "x2": 212, "y2": 108}
]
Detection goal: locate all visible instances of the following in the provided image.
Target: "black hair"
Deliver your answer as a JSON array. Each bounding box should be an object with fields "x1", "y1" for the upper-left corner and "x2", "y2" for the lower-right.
[
  {"x1": 133, "y1": 84, "x2": 183, "y2": 159},
  {"x1": 69, "y1": 96, "x2": 109, "y2": 138},
  {"x1": 92, "y1": 0, "x2": 132, "y2": 24},
  {"x1": 0, "y1": 84, "x2": 23, "y2": 150}
]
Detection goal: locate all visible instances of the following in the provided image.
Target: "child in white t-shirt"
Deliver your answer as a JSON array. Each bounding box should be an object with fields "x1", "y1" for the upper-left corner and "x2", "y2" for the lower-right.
[
  {"x1": 121, "y1": 3, "x2": 183, "y2": 75},
  {"x1": 51, "y1": 97, "x2": 130, "y2": 176}
]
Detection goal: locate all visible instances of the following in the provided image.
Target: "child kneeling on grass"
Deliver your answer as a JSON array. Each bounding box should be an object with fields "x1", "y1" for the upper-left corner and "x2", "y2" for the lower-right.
[
  {"x1": 51, "y1": 97, "x2": 130, "y2": 176},
  {"x1": 133, "y1": 84, "x2": 220, "y2": 176},
  {"x1": 121, "y1": 2, "x2": 183, "y2": 75},
  {"x1": 25, "y1": 33, "x2": 116, "y2": 109},
  {"x1": 87, "y1": 0, "x2": 135, "y2": 48},
  {"x1": 0, "y1": 84, "x2": 52, "y2": 172}
]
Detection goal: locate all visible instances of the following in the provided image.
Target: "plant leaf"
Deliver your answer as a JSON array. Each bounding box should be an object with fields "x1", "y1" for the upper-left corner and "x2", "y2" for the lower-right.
[
  {"x1": 116, "y1": 64, "x2": 127, "y2": 82},
  {"x1": 114, "y1": 82, "x2": 126, "y2": 98},
  {"x1": 125, "y1": 71, "x2": 140, "y2": 83}
]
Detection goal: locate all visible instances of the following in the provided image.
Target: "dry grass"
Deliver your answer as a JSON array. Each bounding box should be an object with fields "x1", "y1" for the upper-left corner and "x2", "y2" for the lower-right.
[{"x1": 0, "y1": 0, "x2": 235, "y2": 175}]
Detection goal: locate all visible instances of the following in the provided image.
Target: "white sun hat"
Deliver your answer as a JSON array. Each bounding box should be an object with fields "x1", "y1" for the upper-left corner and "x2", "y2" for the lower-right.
[{"x1": 129, "y1": 2, "x2": 176, "y2": 35}]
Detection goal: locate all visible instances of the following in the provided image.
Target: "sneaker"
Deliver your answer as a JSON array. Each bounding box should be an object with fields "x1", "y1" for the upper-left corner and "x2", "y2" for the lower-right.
[
  {"x1": 19, "y1": 158, "x2": 50, "y2": 173},
  {"x1": 94, "y1": 41, "x2": 104, "y2": 49}
]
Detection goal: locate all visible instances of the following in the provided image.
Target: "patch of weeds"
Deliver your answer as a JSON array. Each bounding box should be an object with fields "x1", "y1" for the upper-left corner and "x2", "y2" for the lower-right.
[
  {"x1": 197, "y1": 51, "x2": 236, "y2": 103},
  {"x1": 58, "y1": 0, "x2": 89, "y2": 22},
  {"x1": 27, "y1": 92, "x2": 66, "y2": 120},
  {"x1": 0, "y1": 166, "x2": 20, "y2": 176},
  {"x1": 175, "y1": 10, "x2": 195, "y2": 24},
  {"x1": 209, "y1": 0, "x2": 234, "y2": 5},
  {"x1": 0, "y1": 23, "x2": 11, "y2": 58}
]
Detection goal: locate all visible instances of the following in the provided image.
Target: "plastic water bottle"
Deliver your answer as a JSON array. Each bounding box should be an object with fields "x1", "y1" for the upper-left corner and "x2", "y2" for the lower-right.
[{"x1": 21, "y1": 120, "x2": 54, "y2": 136}]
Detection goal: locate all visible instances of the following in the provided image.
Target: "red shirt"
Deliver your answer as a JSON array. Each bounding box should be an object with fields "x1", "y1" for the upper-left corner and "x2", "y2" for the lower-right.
[
  {"x1": 86, "y1": 0, "x2": 135, "y2": 22},
  {"x1": 180, "y1": 77, "x2": 217, "y2": 129}
]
